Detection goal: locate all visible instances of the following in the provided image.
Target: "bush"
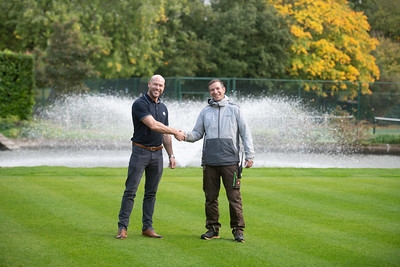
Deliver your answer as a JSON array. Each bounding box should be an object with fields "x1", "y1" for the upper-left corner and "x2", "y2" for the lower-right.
[
  {"x1": 0, "y1": 51, "x2": 35, "y2": 120},
  {"x1": 0, "y1": 116, "x2": 29, "y2": 138}
]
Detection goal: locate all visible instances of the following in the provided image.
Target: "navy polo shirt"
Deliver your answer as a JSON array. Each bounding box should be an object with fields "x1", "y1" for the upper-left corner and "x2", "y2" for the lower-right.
[{"x1": 131, "y1": 93, "x2": 169, "y2": 147}]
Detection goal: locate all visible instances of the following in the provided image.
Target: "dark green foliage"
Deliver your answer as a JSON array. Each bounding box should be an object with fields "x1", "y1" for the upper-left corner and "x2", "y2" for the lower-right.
[
  {"x1": 44, "y1": 21, "x2": 98, "y2": 99},
  {"x1": 349, "y1": 0, "x2": 400, "y2": 41},
  {"x1": 0, "y1": 51, "x2": 35, "y2": 120},
  {"x1": 155, "y1": 1, "x2": 213, "y2": 77},
  {"x1": 202, "y1": 0, "x2": 293, "y2": 78}
]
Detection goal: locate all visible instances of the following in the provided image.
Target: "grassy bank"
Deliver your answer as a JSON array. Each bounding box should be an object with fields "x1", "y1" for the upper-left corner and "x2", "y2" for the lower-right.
[{"x1": 1, "y1": 167, "x2": 399, "y2": 266}]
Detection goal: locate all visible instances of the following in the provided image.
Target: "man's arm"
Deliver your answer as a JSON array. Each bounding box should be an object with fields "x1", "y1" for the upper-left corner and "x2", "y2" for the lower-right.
[
  {"x1": 142, "y1": 115, "x2": 185, "y2": 141},
  {"x1": 183, "y1": 111, "x2": 205, "y2": 142},
  {"x1": 163, "y1": 134, "x2": 176, "y2": 169},
  {"x1": 237, "y1": 109, "x2": 255, "y2": 168}
]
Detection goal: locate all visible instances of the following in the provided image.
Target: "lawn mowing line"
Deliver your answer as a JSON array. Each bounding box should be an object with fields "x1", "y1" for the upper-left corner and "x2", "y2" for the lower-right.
[
  {"x1": 158, "y1": 184, "x2": 202, "y2": 202},
  {"x1": 244, "y1": 202, "x2": 400, "y2": 266},
  {"x1": 246, "y1": 168, "x2": 400, "y2": 180},
  {"x1": 245, "y1": 186, "x2": 400, "y2": 237},
  {"x1": 243, "y1": 180, "x2": 400, "y2": 230},
  {"x1": 153, "y1": 181, "x2": 338, "y2": 266},
  {"x1": 261, "y1": 176, "x2": 400, "y2": 206},
  {"x1": 2, "y1": 167, "x2": 399, "y2": 266},
  {"x1": 0, "y1": 201, "x2": 342, "y2": 267},
  {"x1": 1, "y1": 179, "x2": 163, "y2": 266},
  {"x1": 41, "y1": 176, "x2": 125, "y2": 212},
  {"x1": 1, "y1": 206, "x2": 160, "y2": 265},
  {"x1": 137, "y1": 218, "x2": 332, "y2": 267},
  {"x1": 119, "y1": 230, "x2": 211, "y2": 266},
  {"x1": 2, "y1": 178, "x2": 116, "y2": 232},
  {"x1": 159, "y1": 178, "x2": 396, "y2": 266},
  {"x1": 245, "y1": 173, "x2": 400, "y2": 197},
  {"x1": 253, "y1": 189, "x2": 400, "y2": 225},
  {"x1": 152, "y1": 209, "x2": 337, "y2": 266},
  {"x1": 0, "y1": 201, "x2": 79, "y2": 266}
]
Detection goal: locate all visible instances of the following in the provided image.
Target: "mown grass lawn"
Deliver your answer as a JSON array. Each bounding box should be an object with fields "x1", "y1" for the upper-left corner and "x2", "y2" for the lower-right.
[{"x1": 0, "y1": 167, "x2": 399, "y2": 266}]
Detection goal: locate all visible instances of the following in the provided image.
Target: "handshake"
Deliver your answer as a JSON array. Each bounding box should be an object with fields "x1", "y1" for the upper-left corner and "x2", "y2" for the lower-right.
[{"x1": 174, "y1": 129, "x2": 186, "y2": 141}]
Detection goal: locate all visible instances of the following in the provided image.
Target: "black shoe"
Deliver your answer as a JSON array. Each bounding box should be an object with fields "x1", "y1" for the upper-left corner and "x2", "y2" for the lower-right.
[
  {"x1": 201, "y1": 226, "x2": 220, "y2": 240},
  {"x1": 232, "y1": 228, "x2": 245, "y2": 242}
]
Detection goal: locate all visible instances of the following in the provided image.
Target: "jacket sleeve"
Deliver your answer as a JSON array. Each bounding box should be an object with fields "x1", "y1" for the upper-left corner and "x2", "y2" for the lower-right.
[
  {"x1": 238, "y1": 108, "x2": 255, "y2": 160},
  {"x1": 185, "y1": 109, "x2": 205, "y2": 142}
]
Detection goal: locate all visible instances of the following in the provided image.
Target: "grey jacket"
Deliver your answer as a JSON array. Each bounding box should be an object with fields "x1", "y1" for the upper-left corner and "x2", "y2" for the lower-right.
[{"x1": 185, "y1": 96, "x2": 254, "y2": 166}]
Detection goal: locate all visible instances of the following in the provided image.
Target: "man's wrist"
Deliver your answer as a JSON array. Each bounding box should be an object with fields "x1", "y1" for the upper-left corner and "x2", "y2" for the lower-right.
[{"x1": 169, "y1": 154, "x2": 175, "y2": 159}]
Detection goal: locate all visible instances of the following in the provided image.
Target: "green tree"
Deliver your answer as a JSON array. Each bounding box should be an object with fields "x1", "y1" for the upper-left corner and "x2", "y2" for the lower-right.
[
  {"x1": 368, "y1": 37, "x2": 400, "y2": 116},
  {"x1": 375, "y1": 37, "x2": 400, "y2": 82},
  {"x1": 6, "y1": 0, "x2": 61, "y2": 52},
  {"x1": 0, "y1": 1, "x2": 24, "y2": 51},
  {"x1": 349, "y1": 0, "x2": 400, "y2": 41},
  {"x1": 44, "y1": 21, "x2": 98, "y2": 98},
  {"x1": 90, "y1": 0, "x2": 167, "y2": 78},
  {"x1": 348, "y1": 0, "x2": 400, "y2": 83},
  {"x1": 348, "y1": 0, "x2": 400, "y2": 118},
  {"x1": 155, "y1": 0, "x2": 212, "y2": 76},
  {"x1": 200, "y1": 0, "x2": 293, "y2": 78},
  {"x1": 0, "y1": 0, "x2": 168, "y2": 80}
]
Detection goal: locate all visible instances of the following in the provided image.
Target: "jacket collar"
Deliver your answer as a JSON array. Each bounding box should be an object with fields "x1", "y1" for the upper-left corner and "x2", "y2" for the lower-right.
[{"x1": 208, "y1": 96, "x2": 229, "y2": 107}]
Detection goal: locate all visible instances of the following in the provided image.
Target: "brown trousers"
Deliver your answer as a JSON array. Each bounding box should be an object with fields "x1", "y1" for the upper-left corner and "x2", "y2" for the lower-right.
[{"x1": 202, "y1": 164, "x2": 245, "y2": 230}]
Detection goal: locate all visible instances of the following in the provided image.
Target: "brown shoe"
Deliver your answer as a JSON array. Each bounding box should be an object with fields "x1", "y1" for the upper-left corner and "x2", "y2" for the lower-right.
[
  {"x1": 142, "y1": 229, "x2": 162, "y2": 238},
  {"x1": 116, "y1": 228, "x2": 127, "y2": 239}
]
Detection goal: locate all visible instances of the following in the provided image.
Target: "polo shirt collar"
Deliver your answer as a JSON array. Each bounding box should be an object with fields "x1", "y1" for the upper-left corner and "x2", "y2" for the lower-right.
[{"x1": 144, "y1": 92, "x2": 161, "y2": 103}]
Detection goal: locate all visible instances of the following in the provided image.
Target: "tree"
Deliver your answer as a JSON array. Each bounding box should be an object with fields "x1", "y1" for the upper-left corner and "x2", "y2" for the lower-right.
[
  {"x1": 269, "y1": 0, "x2": 380, "y2": 99},
  {"x1": 195, "y1": 0, "x2": 293, "y2": 78},
  {"x1": 44, "y1": 21, "x2": 98, "y2": 98},
  {"x1": 90, "y1": 0, "x2": 168, "y2": 78},
  {"x1": 0, "y1": 1, "x2": 25, "y2": 51},
  {"x1": 348, "y1": 0, "x2": 400, "y2": 84},
  {"x1": 349, "y1": 0, "x2": 400, "y2": 41},
  {"x1": 155, "y1": 0, "x2": 212, "y2": 77},
  {"x1": 367, "y1": 36, "x2": 400, "y2": 116},
  {"x1": 348, "y1": 0, "x2": 400, "y2": 118},
  {"x1": 5, "y1": 0, "x2": 61, "y2": 52},
  {"x1": 0, "y1": 0, "x2": 168, "y2": 79},
  {"x1": 374, "y1": 37, "x2": 400, "y2": 82}
]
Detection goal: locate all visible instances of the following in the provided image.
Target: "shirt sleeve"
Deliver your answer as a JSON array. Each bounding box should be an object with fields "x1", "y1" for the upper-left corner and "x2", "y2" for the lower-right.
[{"x1": 132, "y1": 98, "x2": 150, "y2": 121}]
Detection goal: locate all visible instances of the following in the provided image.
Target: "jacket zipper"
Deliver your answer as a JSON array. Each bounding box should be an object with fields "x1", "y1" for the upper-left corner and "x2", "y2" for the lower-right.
[{"x1": 217, "y1": 105, "x2": 221, "y2": 138}]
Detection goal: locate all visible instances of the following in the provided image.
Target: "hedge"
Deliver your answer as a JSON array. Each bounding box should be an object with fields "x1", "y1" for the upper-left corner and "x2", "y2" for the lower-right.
[{"x1": 0, "y1": 51, "x2": 35, "y2": 120}]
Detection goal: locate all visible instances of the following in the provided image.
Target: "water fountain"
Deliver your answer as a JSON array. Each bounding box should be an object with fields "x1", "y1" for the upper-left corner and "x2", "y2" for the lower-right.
[{"x1": 0, "y1": 94, "x2": 399, "y2": 168}]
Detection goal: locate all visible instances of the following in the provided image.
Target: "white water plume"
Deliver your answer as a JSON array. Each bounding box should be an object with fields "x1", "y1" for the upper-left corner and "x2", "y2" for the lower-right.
[{"x1": 22, "y1": 94, "x2": 351, "y2": 165}]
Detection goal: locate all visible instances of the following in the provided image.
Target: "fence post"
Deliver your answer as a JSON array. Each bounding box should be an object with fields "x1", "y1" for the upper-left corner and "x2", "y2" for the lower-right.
[
  {"x1": 373, "y1": 117, "x2": 376, "y2": 134},
  {"x1": 177, "y1": 77, "x2": 182, "y2": 102},
  {"x1": 232, "y1": 78, "x2": 236, "y2": 95},
  {"x1": 357, "y1": 82, "x2": 361, "y2": 121},
  {"x1": 41, "y1": 88, "x2": 45, "y2": 107},
  {"x1": 297, "y1": 81, "x2": 302, "y2": 98}
]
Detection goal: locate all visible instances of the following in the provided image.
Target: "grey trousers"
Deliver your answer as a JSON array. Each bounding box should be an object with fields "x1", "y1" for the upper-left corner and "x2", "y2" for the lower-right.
[
  {"x1": 202, "y1": 164, "x2": 245, "y2": 230},
  {"x1": 118, "y1": 145, "x2": 163, "y2": 231}
]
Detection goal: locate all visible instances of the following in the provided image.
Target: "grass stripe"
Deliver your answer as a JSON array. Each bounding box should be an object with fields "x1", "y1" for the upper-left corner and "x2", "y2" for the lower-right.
[{"x1": 0, "y1": 167, "x2": 399, "y2": 266}]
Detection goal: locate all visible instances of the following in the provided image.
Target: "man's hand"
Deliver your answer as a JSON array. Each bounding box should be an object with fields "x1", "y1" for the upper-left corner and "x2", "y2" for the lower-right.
[
  {"x1": 244, "y1": 159, "x2": 254, "y2": 168},
  {"x1": 174, "y1": 130, "x2": 185, "y2": 141},
  {"x1": 168, "y1": 156, "x2": 177, "y2": 169}
]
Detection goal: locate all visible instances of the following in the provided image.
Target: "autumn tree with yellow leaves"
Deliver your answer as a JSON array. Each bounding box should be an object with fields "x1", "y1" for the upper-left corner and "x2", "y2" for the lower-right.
[{"x1": 268, "y1": 0, "x2": 380, "y2": 99}]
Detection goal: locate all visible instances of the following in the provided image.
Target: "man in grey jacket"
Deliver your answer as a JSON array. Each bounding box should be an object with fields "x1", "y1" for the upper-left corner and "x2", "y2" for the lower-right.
[{"x1": 182, "y1": 79, "x2": 254, "y2": 242}]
